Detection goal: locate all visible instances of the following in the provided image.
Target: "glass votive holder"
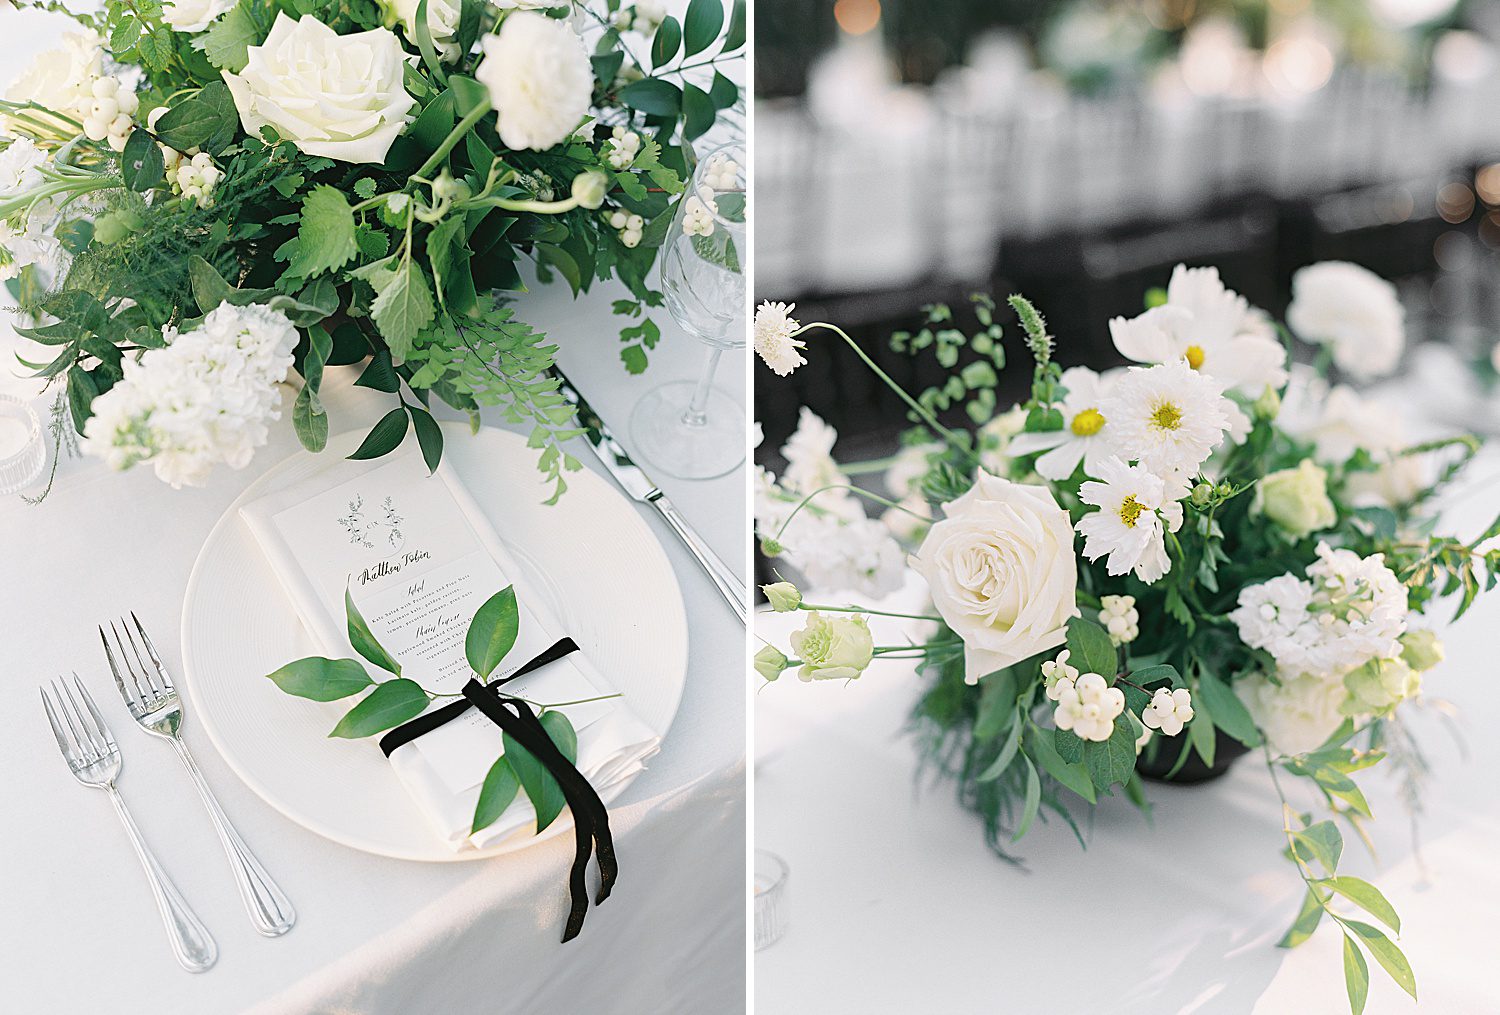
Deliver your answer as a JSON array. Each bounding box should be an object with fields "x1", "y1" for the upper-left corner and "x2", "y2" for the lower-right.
[
  {"x1": 754, "y1": 849, "x2": 789, "y2": 950},
  {"x1": 0, "y1": 395, "x2": 47, "y2": 495}
]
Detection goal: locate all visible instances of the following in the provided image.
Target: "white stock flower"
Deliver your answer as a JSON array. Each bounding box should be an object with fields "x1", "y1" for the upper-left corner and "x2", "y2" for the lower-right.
[
  {"x1": 781, "y1": 407, "x2": 846, "y2": 494},
  {"x1": 754, "y1": 301, "x2": 806, "y2": 377},
  {"x1": 224, "y1": 14, "x2": 416, "y2": 164},
  {"x1": 477, "y1": 12, "x2": 593, "y2": 152},
  {"x1": 910, "y1": 472, "x2": 1079, "y2": 684},
  {"x1": 390, "y1": 0, "x2": 463, "y2": 60},
  {"x1": 1099, "y1": 594, "x2": 1138, "y2": 645},
  {"x1": 792, "y1": 512, "x2": 906, "y2": 599},
  {"x1": 1101, "y1": 360, "x2": 1231, "y2": 477},
  {"x1": 1009, "y1": 366, "x2": 1116, "y2": 480},
  {"x1": 1287, "y1": 261, "x2": 1405, "y2": 381},
  {"x1": 1053, "y1": 671, "x2": 1124, "y2": 742},
  {"x1": 1076, "y1": 457, "x2": 1183, "y2": 584},
  {"x1": 887, "y1": 441, "x2": 941, "y2": 497},
  {"x1": 83, "y1": 303, "x2": 298, "y2": 488},
  {"x1": 0, "y1": 138, "x2": 73, "y2": 283},
  {"x1": 1236, "y1": 670, "x2": 1346, "y2": 756},
  {"x1": 1142, "y1": 687, "x2": 1194, "y2": 736},
  {"x1": 162, "y1": 0, "x2": 234, "y2": 33},
  {"x1": 3, "y1": 31, "x2": 104, "y2": 136}
]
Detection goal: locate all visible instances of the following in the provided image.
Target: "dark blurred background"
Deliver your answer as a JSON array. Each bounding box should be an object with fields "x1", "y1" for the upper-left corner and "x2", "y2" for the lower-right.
[{"x1": 754, "y1": 0, "x2": 1500, "y2": 473}]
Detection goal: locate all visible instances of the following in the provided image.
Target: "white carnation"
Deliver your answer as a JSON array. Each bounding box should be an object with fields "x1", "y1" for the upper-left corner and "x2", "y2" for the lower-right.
[
  {"x1": 224, "y1": 14, "x2": 416, "y2": 165},
  {"x1": 477, "y1": 12, "x2": 593, "y2": 152},
  {"x1": 162, "y1": 0, "x2": 234, "y2": 33},
  {"x1": 83, "y1": 303, "x2": 298, "y2": 488},
  {"x1": 1287, "y1": 261, "x2": 1405, "y2": 381}
]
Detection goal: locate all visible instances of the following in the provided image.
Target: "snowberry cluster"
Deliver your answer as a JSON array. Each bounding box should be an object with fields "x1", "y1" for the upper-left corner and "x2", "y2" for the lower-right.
[
  {"x1": 682, "y1": 192, "x2": 717, "y2": 237},
  {"x1": 173, "y1": 152, "x2": 223, "y2": 207},
  {"x1": 703, "y1": 152, "x2": 739, "y2": 191},
  {"x1": 1142, "y1": 687, "x2": 1194, "y2": 736},
  {"x1": 82, "y1": 77, "x2": 139, "y2": 153},
  {"x1": 605, "y1": 126, "x2": 641, "y2": 170},
  {"x1": 1100, "y1": 594, "x2": 1139, "y2": 646},
  {"x1": 608, "y1": 209, "x2": 644, "y2": 248},
  {"x1": 1045, "y1": 651, "x2": 1125, "y2": 742}
]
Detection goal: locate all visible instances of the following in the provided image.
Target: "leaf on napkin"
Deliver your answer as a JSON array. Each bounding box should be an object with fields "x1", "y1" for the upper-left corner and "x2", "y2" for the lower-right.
[
  {"x1": 345, "y1": 585, "x2": 403, "y2": 675},
  {"x1": 266, "y1": 657, "x2": 372, "y2": 701},
  {"x1": 466, "y1": 586, "x2": 519, "y2": 680},
  {"x1": 328, "y1": 679, "x2": 428, "y2": 739},
  {"x1": 471, "y1": 755, "x2": 521, "y2": 834},
  {"x1": 505, "y1": 711, "x2": 578, "y2": 833}
]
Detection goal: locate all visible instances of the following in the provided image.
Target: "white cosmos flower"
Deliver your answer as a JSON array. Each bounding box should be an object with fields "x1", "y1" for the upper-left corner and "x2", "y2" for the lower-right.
[
  {"x1": 162, "y1": 0, "x2": 234, "y2": 33},
  {"x1": 1009, "y1": 366, "x2": 1116, "y2": 480},
  {"x1": 1287, "y1": 261, "x2": 1405, "y2": 381},
  {"x1": 1075, "y1": 456, "x2": 1183, "y2": 583},
  {"x1": 477, "y1": 12, "x2": 593, "y2": 152},
  {"x1": 389, "y1": 0, "x2": 463, "y2": 60},
  {"x1": 1101, "y1": 360, "x2": 1231, "y2": 477},
  {"x1": 223, "y1": 14, "x2": 416, "y2": 164},
  {"x1": 755, "y1": 300, "x2": 806, "y2": 377}
]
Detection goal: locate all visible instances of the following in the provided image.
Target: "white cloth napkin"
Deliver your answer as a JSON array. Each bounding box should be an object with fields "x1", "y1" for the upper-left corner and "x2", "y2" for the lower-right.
[{"x1": 240, "y1": 444, "x2": 660, "y2": 851}]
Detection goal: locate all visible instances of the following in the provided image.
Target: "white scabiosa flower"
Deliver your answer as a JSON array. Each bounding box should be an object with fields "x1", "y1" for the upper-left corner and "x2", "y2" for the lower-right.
[
  {"x1": 755, "y1": 301, "x2": 807, "y2": 377},
  {"x1": 1101, "y1": 360, "x2": 1231, "y2": 477},
  {"x1": 1099, "y1": 594, "x2": 1139, "y2": 645},
  {"x1": 1142, "y1": 687, "x2": 1194, "y2": 736},
  {"x1": 1053, "y1": 671, "x2": 1124, "y2": 742},
  {"x1": 477, "y1": 12, "x2": 593, "y2": 152},
  {"x1": 83, "y1": 303, "x2": 298, "y2": 488},
  {"x1": 1075, "y1": 457, "x2": 1184, "y2": 583},
  {"x1": 1287, "y1": 261, "x2": 1405, "y2": 381},
  {"x1": 224, "y1": 14, "x2": 417, "y2": 165},
  {"x1": 162, "y1": 0, "x2": 234, "y2": 33},
  {"x1": 1009, "y1": 366, "x2": 1117, "y2": 480}
]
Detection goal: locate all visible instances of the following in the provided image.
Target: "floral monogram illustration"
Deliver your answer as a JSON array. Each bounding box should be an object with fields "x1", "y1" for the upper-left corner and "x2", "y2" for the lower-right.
[{"x1": 338, "y1": 495, "x2": 405, "y2": 552}]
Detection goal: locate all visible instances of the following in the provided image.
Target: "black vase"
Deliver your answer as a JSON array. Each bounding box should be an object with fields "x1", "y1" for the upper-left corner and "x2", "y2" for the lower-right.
[{"x1": 1136, "y1": 728, "x2": 1253, "y2": 785}]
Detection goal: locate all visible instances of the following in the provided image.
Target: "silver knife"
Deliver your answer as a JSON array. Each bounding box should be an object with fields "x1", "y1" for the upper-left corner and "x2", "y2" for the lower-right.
[{"x1": 553, "y1": 368, "x2": 746, "y2": 623}]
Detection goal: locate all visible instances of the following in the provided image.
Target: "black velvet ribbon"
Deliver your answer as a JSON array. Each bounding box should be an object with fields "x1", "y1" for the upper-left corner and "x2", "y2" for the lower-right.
[{"x1": 376, "y1": 636, "x2": 617, "y2": 942}]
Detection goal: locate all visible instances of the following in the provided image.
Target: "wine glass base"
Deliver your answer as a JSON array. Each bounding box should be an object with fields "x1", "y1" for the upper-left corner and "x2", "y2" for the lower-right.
[{"x1": 628, "y1": 380, "x2": 745, "y2": 480}]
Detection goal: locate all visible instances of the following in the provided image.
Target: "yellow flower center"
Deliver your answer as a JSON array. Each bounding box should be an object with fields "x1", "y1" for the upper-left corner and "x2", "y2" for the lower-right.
[
  {"x1": 1150, "y1": 401, "x2": 1183, "y2": 431},
  {"x1": 1185, "y1": 345, "x2": 1206, "y2": 370},
  {"x1": 1119, "y1": 495, "x2": 1146, "y2": 528},
  {"x1": 1070, "y1": 407, "x2": 1105, "y2": 437}
]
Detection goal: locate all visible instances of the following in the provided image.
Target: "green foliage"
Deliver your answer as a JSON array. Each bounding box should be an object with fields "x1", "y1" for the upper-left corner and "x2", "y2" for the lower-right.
[
  {"x1": 266, "y1": 656, "x2": 373, "y2": 701},
  {"x1": 466, "y1": 586, "x2": 520, "y2": 680},
  {"x1": 503, "y1": 710, "x2": 578, "y2": 832},
  {"x1": 328, "y1": 678, "x2": 429, "y2": 738}
]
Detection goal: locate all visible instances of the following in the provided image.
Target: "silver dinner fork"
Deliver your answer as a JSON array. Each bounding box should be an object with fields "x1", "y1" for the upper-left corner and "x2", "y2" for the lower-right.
[
  {"x1": 102, "y1": 614, "x2": 296, "y2": 938},
  {"x1": 41, "y1": 676, "x2": 218, "y2": 972}
]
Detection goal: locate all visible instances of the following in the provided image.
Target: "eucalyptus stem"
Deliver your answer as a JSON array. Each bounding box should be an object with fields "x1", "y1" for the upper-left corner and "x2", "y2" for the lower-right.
[{"x1": 794, "y1": 321, "x2": 979, "y2": 465}]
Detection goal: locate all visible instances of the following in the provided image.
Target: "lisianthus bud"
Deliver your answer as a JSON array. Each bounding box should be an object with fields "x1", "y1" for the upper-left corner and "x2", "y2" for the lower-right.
[
  {"x1": 761, "y1": 582, "x2": 802, "y2": 612},
  {"x1": 1255, "y1": 459, "x2": 1336, "y2": 540},
  {"x1": 571, "y1": 170, "x2": 608, "y2": 210},
  {"x1": 1400, "y1": 630, "x2": 1444, "y2": 672},
  {"x1": 754, "y1": 645, "x2": 789, "y2": 682},
  {"x1": 1190, "y1": 482, "x2": 1212, "y2": 507},
  {"x1": 789, "y1": 611, "x2": 874, "y2": 681},
  {"x1": 1343, "y1": 657, "x2": 1418, "y2": 714},
  {"x1": 1254, "y1": 385, "x2": 1281, "y2": 421}
]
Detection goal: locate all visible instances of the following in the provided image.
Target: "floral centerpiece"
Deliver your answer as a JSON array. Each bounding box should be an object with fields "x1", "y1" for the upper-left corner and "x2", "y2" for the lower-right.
[
  {"x1": 753, "y1": 264, "x2": 1498, "y2": 1013},
  {"x1": 1, "y1": 0, "x2": 743, "y2": 497}
]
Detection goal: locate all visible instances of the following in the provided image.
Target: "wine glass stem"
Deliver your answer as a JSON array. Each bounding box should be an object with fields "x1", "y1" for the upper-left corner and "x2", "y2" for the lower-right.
[{"x1": 682, "y1": 346, "x2": 723, "y2": 428}]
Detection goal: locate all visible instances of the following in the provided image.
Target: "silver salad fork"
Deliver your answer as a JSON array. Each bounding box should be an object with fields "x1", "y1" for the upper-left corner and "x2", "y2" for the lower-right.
[
  {"x1": 40, "y1": 675, "x2": 219, "y2": 972},
  {"x1": 102, "y1": 614, "x2": 296, "y2": 938}
]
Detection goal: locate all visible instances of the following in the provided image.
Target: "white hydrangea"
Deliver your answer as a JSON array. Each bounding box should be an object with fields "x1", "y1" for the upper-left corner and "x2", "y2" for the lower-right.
[
  {"x1": 1142, "y1": 687, "x2": 1194, "y2": 736},
  {"x1": 1099, "y1": 594, "x2": 1138, "y2": 645},
  {"x1": 1236, "y1": 670, "x2": 1347, "y2": 756},
  {"x1": 605, "y1": 126, "x2": 641, "y2": 170},
  {"x1": 1052, "y1": 671, "x2": 1124, "y2": 742},
  {"x1": 83, "y1": 303, "x2": 298, "y2": 488},
  {"x1": 477, "y1": 12, "x2": 593, "y2": 152},
  {"x1": 1230, "y1": 543, "x2": 1406, "y2": 679}
]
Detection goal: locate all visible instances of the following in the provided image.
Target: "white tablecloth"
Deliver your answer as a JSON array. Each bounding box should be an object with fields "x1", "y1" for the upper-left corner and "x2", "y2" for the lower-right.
[
  {"x1": 0, "y1": 80, "x2": 747, "y2": 1013},
  {"x1": 755, "y1": 451, "x2": 1500, "y2": 1015}
]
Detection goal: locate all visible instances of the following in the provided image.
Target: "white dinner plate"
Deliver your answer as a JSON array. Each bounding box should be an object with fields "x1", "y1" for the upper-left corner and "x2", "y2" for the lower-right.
[{"x1": 180, "y1": 423, "x2": 689, "y2": 862}]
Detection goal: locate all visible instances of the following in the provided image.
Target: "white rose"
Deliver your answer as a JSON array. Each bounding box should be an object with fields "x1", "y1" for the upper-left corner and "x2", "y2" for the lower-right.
[
  {"x1": 2, "y1": 31, "x2": 103, "y2": 135},
  {"x1": 1287, "y1": 261, "x2": 1405, "y2": 381},
  {"x1": 910, "y1": 472, "x2": 1079, "y2": 684},
  {"x1": 389, "y1": 0, "x2": 462, "y2": 60},
  {"x1": 1236, "y1": 670, "x2": 1346, "y2": 756},
  {"x1": 223, "y1": 14, "x2": 416, "y2": 165},
  {"x1": 476, "y1": 12, "x2": 593, "y2": 152},
  {"x1": 162, "y1": 0, "x2": 234, "y2": 33}
]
